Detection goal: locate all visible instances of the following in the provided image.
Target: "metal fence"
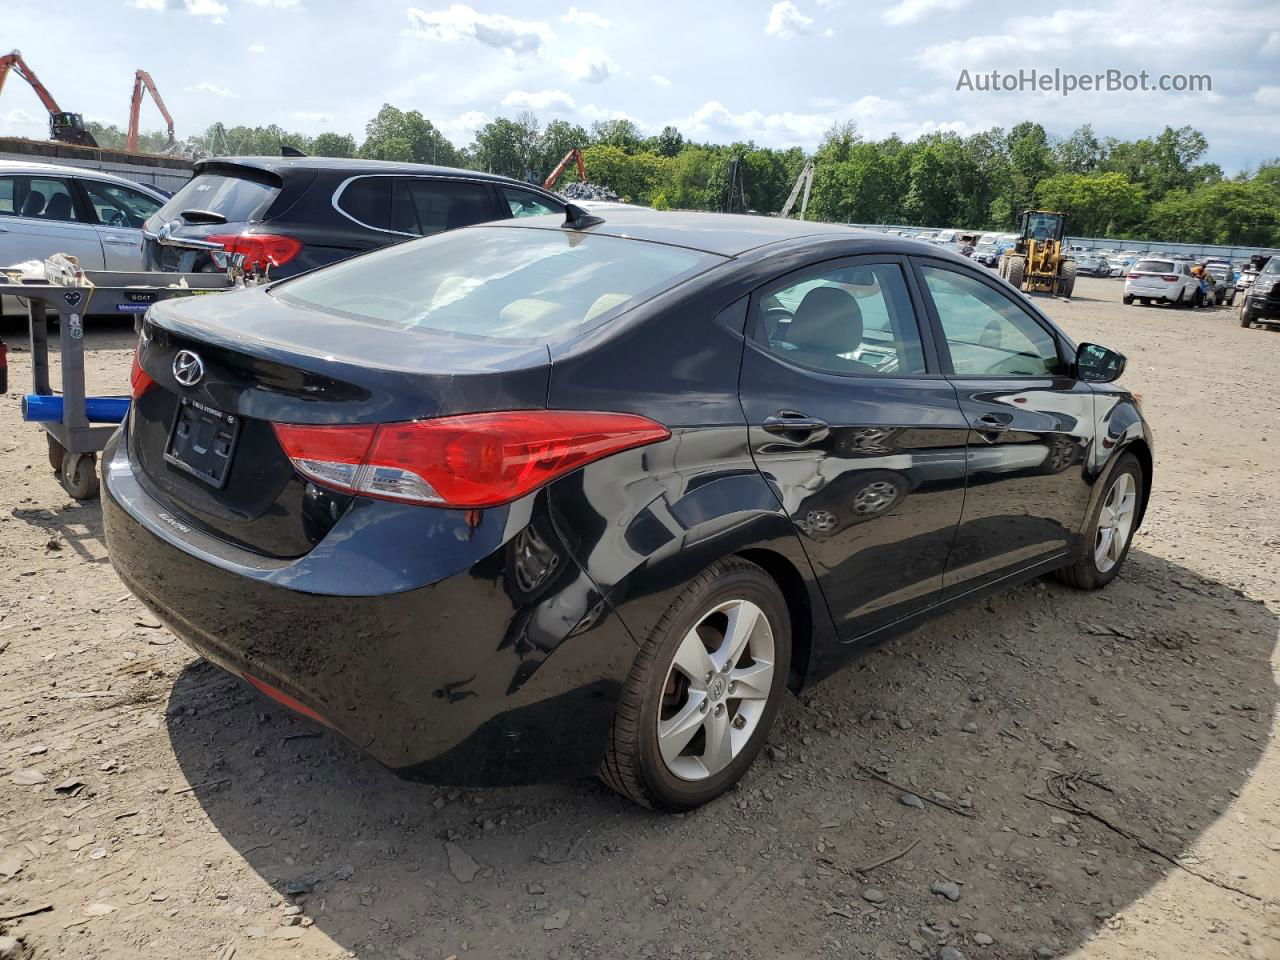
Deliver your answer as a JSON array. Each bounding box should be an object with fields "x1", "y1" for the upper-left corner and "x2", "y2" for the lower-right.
[{"x1": 849, "y1": 223, "x2": 1278, "y2": 262}]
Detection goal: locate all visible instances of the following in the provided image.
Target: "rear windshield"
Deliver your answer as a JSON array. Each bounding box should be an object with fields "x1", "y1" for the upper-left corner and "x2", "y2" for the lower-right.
[
  {"x1": 155, "y1": 172, "x2": 279, "y2": 224},
  {"x1": 1134, "y1": 260, "x2": 1174, "y2": 273},
  {"x1": 274, "y1": 225, "x2": 724, "y2": 341}
]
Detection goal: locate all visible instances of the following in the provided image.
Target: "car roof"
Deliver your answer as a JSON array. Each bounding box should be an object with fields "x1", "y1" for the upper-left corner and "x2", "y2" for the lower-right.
[
  {"x1": 199, "y1": 155, "x2": 557, "y2": 193},
  {"x1": 484, "y1": 207, "x2": 887, "y2": 257},
  {"x1": 0, "y1": 158, "x2": 166, "y2": 195}
]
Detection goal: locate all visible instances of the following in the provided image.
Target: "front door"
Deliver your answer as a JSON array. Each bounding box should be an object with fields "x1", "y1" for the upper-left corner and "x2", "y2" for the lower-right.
[
  {"x1": 912, "y1": 260, "x2": 1095, "y2": 592},
  {"x1": 79, "y1": 179, "x2": 165, "y2": 271},
  {"x1": 738, "y1": 256, "x2": 969, "y2": 640}
]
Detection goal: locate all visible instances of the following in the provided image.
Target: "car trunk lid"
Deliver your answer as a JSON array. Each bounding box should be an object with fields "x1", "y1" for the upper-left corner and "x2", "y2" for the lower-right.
[{"x1": 130, "y1": 288, "x2": 551, "y2": 559}]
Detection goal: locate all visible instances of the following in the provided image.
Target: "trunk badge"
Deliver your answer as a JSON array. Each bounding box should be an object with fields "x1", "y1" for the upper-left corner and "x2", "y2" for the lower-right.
[{"x1": 172, "y1": 350, "x2": 205, "y2": 387}]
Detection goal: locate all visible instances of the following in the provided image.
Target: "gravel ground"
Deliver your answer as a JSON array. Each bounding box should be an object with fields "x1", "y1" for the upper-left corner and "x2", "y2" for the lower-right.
[{"x1": 0, "y1": 276, "x2": 1277, "y2": 960}]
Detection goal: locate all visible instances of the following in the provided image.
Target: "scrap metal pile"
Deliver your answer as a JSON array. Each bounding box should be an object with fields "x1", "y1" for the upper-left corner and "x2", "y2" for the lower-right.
[{"x1": 559, "y1": 180, "x2": 620, "y2": 202}]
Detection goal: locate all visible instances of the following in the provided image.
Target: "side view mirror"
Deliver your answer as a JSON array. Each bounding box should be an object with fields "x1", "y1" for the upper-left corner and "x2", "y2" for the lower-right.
[{"x1": 1076, "y1": 342, "x2": 1126, "y2": 383}]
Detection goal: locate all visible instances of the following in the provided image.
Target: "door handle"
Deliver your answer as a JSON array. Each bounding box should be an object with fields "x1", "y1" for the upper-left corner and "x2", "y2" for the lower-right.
[
  {"x1": 103, "y1": 237, "x2": 136, "y2": 245},
  {"x1": 973, "y1": 412, "x2": 1013, "y2": 432},
  {"x1": 762, "y1": 411, "x2": 830, "y2": 444}
]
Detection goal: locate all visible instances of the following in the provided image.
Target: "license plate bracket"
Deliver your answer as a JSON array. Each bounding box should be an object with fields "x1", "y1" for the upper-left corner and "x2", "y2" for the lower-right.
[{"x1": 164, "y1": 397, "x2": 241, "y2": 489}]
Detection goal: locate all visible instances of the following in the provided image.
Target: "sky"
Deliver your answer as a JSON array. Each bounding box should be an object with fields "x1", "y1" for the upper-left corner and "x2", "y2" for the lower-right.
[{"x1": 3, "y1": 0, "x2": 1279, "y2": 173}]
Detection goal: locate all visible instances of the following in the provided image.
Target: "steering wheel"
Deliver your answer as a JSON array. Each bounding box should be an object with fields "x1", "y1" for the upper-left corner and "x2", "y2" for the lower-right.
[{"x1": 104, "y1": 209, "x2": 127, "y2": 227}]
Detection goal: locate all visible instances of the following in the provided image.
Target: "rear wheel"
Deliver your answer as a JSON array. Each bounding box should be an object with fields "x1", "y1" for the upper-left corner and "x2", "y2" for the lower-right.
[
  {"x1": 1053, "y1": 454, "x2": 1142, "y2": 591},
  {"x1": 1123, "y1": 295, "x2": 1134, "y2": 305},
  {"x1": 1172, "y1": 289, "x2": 1185, "y2": 309},
  {"x1": 1226, "y1": 290, "x2": 1236, "y2": 306},
  {"x1": 1006, "y1": 255, "x2": 1026, "y2": 290},
  {"x1": 600, "y1": 557, "x2": 791, "y2": 810}
]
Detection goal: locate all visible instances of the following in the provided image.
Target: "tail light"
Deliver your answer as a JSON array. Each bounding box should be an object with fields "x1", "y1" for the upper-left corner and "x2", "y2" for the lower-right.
[
  {"x1": 273, "y1": 411, "x2": 670, "y2": 508},
  {"x1": 1126, "y1": 273, "x2": 1140, "y2": 279},
  {"x1": 1161, "y1": 275, "x2": 1178, "y2": 282},
  {"x1": 130, "y1": 342, "x2": 155, "y2": 398},
  {"x1": 206, "y1": 233, "x2": 302, "y2": 272}
]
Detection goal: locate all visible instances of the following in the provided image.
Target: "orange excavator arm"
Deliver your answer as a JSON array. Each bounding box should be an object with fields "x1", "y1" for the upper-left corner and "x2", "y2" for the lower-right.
[
  {"x1": 127, "y1": 69, "x2": 175, "y2": 152},
  {"x1": 543, "y1": 148, "x2": 587, "y2": 190},
  {"x1": 0, "y1": 49, "x2": 64, "y2": 114}
]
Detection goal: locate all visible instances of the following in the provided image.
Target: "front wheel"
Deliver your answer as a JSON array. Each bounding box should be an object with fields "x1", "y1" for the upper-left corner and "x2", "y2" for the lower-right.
[
  {"x1": 1239, "y1": 303, "x2": 1254, "y2": 327},
  {"x1": 600, "y1": 557, "x2": 791, "y2": 810},
  {"x1": 1053, "y1": 454, "x2": 1142, "y2": 591}
]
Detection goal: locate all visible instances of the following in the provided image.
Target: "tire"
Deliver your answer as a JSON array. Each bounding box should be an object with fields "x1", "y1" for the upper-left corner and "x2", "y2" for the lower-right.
[
  {"x1": 1053, "y1": 453, "x2": 1142, "y2": 591},
  {"x1": 1239, "y1": 302, "x2": 1254, "y2": 328},
  {"x1": 1123, "y1": 295, "x2": 1134, "y2": 305},
  {"x1": 1056, "y1": 259, "x2": 1076, "y2": 298},
  {"x1": 600, "y1": 556, "x2": 792, "y2": 811},
  {"x1": 1172, "y1": 289, "x2": 1185, "y2": 309},
  {"x1": 60, "y1": 451, "x2": 99, "y2": 500},
  {"x1": 1226, "y1": 291, "x2": 1236, "y2": 306},
  {"x1": 46, "y1": 433, "x2": 66, "y2": 474},
  {"x1": 1140, "y1": 298, "x2": 1150, "y2": 306},
  {"x1": 1006, "y1": 255, "x2": 1026, "y2": 290}
]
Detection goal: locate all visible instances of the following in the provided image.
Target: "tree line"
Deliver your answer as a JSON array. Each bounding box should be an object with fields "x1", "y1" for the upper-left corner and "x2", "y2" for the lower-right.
[{"x1": 88, "y1": 108, "x2": 1280, "y2": 247}]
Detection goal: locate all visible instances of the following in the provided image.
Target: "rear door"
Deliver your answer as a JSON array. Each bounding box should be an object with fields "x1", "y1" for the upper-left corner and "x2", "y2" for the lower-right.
[
  {"x1": 738, "y1": 256, "x2": 969, "y2": 640},
  {"x1": 0, "y1": 173, "x2": 105, "y2": 269},
  {"x1": 912, "y1": 259, "x2": 1095, "y2": 592},
  {"x1": 78, "y1": 178, "x2": 165, "y2": 270}
]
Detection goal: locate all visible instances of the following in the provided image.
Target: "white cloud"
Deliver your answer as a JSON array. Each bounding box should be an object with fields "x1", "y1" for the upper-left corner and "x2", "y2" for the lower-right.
[
  {"x1": 560, "y1": 6, "x2": 609, "y2": 28},
  {"x1": 883, "y1": 0, "x2": 968, "y2": 26},
  {"x1": 1264, "y1": 31, "x2": 1280, "y2": 54},
  {"x1": 246, "y1": 0, "x2": 302, "y2": 7},
  {"x1": 130, "y1": 0, "x2": 228, "y2": 15},
  {"x1": 289, "y1": 111, "x2": 334, "y2": 123},
  {"x1": 1255, "y1": 85, "x2": 1280, "y2": 107},
  {"x1": 650, "y1": 74, "x2": 672, "y2": 88},
  {"x1": 185, "y1": 81, "x2": 236, "y2": 97},
  {"x1": 502, "y1": 89, "x2": 577, "y2": 111},
  {"x1": 440, "y1": 110, "x2": 491, "y2": 143},
  {"x1": 765, "y1": 1, "x2": 829, "y2": 38},
  {"x1": 247, "y1": 43, "x2": 268, "y2": 53},
  {"x1": 407, "y1": 5, "x2": 551, "y2": 55},
  {"x1": 560, "y1": 47, "x2": 618, "y2": 83}
]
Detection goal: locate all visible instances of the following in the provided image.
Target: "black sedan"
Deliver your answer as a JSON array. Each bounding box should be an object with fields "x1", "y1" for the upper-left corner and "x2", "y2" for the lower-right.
[{"x1": 104, "y1": 207, "x2": 1152, "y2": 811}]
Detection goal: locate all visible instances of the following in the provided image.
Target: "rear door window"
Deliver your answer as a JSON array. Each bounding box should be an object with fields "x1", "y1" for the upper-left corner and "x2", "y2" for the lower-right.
[
  {"x1": 156, "y1": 172, "x2": 279, "y2": 224},
  {"x1": 756, "y1": 262, "x2": 927, "y2": 376},
  {"x1": 391, "y1": 179, "x2": 495, "y2": 236},
  {"x1": 7, "y1": 177, "x2": 81, "y2": 221}
]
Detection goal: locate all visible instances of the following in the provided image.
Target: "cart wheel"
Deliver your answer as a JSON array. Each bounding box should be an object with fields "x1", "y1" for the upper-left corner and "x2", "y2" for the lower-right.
[
  {"x1": 47, "y1": 433, "x2": 67, "y2": 475},
  {"x1": 60, "y1": 451, "x2": 100, "y2": 500}
]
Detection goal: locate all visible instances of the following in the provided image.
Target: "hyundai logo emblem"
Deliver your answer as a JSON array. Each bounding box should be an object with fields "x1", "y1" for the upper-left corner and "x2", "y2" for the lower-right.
[{"x1": 172, "y1": 350, "x2": 205, "y2": 387}]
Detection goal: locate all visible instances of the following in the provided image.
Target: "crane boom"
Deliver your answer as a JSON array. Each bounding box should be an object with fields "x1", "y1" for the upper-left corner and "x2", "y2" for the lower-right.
[
  {"x1": 779, "y1": 160, "x2": 814, "y2": 219},
  {"x1": 0, "y1": 48, "x2": 97, "y2": 146},
  {"x1": 127, "y1": 69, "x2": 175, "y2": 152},
  {"x1": 543, "y1": 148, "x2": 587, "y2": 190}
]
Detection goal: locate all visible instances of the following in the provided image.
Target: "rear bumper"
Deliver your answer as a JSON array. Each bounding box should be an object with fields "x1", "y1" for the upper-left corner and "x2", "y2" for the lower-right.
[{"x1": 101, "y1": 427, "x2": 637, "y2": 784}]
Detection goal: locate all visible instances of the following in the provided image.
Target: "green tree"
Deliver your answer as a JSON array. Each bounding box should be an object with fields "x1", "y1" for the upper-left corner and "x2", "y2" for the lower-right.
[
  {"x1": 590, "y1": 118, "x2": 643, "y2": 152},
  {"x1": 311, "y1": 132, "x2": 357, "y2": 158},
  {"x1": 359, "y1": 104, "x2": 460, "y2": 166},
  {"x1": 646, "y1": 125, "x2": 685, "y2": 158},
  {"x1": 1034, "y1": 172, "x2": 1146, "y2": 237}
]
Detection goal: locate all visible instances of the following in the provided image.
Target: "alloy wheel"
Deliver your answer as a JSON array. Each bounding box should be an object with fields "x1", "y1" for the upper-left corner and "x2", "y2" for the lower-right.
[
  {"x1": 657, "y1": 599, "x2": 775, "y2": 781},
  {"x1": 1094, "y1": 472, "x2": 1137, "y2": 573}
]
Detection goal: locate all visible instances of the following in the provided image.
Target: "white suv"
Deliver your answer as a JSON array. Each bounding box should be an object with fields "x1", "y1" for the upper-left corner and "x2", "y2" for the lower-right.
[{"x1": 1123, "y1": 258, "x2": 1203, "y2": 308}]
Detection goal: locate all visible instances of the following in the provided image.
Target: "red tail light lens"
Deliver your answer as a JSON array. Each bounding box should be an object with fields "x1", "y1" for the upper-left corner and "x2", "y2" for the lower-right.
[
  {"x1": 1161, "y1": 275, "x2": 1178, "y2": 282},
  {"x1": 207, "y1": 233, "x2": 302, "y2": 272},
  {"x1": 130, "y1": 342, "x2": 155, "y2": 398},
  {"x1": 1126, "y1": 273, "x2": 1140, "y2": 279},
  {"x1": 273, "y1": 411, "x2": 670, "y2": 508}
]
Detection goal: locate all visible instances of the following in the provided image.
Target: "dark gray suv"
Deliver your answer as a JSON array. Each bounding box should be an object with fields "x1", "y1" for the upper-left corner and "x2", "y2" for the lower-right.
[{"x1": 142, "y1": 157, "x2": 566, "y2": 278}]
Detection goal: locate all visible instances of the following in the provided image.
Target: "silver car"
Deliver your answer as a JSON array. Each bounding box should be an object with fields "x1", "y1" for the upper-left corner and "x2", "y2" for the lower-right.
[{"x1": 1, "y1": 160, "x2": 168, "y2": 315}]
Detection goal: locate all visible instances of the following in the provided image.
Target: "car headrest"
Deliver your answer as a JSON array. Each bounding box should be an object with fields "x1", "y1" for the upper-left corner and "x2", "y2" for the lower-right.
[
  {"x1": 787, "y1": 286, "x2": 863, "y2": 355},
  {"x1": 20, "y1": 190, "x2": 46, "y2": 217},
  {"x1": 44, "y1": 193, "x2": 72, "y2": 219}
]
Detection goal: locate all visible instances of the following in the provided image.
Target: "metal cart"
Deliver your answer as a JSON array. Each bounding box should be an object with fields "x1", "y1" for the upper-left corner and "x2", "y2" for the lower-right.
[{"x1": 6, "y1": 270, "x2": 237, "y2": 500}]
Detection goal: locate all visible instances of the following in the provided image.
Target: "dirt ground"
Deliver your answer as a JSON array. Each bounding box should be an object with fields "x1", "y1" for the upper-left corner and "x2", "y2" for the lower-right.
[{"x1": 1, "y1": 275, "x2": 1277, "y2": 960}]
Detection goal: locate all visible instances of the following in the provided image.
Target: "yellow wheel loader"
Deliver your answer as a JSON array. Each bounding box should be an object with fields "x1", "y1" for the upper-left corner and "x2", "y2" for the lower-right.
[{"x1": 999, "y1": 210, "x2": 1076, "y2": 298}]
